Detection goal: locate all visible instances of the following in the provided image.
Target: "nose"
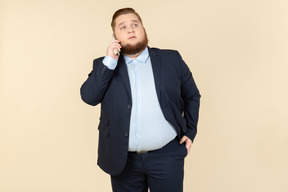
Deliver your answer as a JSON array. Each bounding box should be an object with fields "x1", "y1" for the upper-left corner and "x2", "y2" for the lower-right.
[{"x1": 128, "y1": 27, "x2": 134, "y2": 33}]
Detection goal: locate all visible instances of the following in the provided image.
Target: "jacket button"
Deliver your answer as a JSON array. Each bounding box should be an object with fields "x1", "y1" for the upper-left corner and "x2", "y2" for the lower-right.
[
  {"x1": 127, "y1": 104, "x2": 131, "y2": 109},
  {"x1": 124, "y1": 133, "x2": 128, "y2": 137}
]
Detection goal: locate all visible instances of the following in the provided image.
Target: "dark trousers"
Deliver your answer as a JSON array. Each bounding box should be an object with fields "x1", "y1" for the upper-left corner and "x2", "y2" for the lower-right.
[{"x1": 111, "y1": 138, "x2": 187, "y2": 192}]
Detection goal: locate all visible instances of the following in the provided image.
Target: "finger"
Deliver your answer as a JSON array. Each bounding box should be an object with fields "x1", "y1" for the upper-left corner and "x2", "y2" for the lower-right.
[
  {"x1": 108, "y1": 44, "x2": 121, "y2": 53},
  {"x1": 179, "y1": 136, "x2": 187, "y2": 144},
  {"x1": 110, "y1": 40, "x2": 121, "y2": 46},
  {"x1": 110, "y1": 43, "x2": 122, "y2": 50},
  {"x1": 185, "y1": 142, "x2": 191, "y2": 149},
  {"x1": 109, "y1": 42, "x2": 120, "y2": 48},
  {"x1": 112, "y1": 46, "x2": 121, "y2": 53},
  {"x1": 113, "y1": 49, "x2": 119, "y2": 56},
  {"x1": 186, "y1": 140, "x2": 192, "y2": 153}
]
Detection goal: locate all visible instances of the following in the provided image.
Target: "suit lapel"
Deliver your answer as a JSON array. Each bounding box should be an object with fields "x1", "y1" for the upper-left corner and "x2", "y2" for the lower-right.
[
  {"x1": 117, "y1": 55, "x2": 132, "y2": 100},
  {"x1": 148, "y1": 47, "x2": 161, "y2": 101},
  {"x1": 117, "y1": 47, "x2": 161, "y2": 102}
]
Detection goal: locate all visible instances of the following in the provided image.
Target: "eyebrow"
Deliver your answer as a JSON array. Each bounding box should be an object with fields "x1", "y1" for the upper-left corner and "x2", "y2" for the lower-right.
[{"x1": 118, "y1": 20, "x2": 140, "y2": 27}]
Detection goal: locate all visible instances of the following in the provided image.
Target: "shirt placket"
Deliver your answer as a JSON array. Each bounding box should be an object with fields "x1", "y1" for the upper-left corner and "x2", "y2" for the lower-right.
[{"x1": 134, "y1": 62, "x2": 142, "y2": 152}]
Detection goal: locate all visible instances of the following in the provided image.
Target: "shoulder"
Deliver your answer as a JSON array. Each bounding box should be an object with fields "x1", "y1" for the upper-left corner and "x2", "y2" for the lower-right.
[
  {"x1": 93, "y1": 56, "x2": 105, "y2": 63},
  {"x1": 148, "y1": 47, "x2": 183, "y2": 61},
  {"x1": 149, "y1": 47, "x2": 180, "y2": 55},
  {"x1": 92, "y1": 56, "x2": 105, "y2": 67}
]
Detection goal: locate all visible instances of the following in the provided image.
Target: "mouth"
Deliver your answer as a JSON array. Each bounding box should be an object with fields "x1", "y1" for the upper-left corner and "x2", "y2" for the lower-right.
[{"x1": 128, "y1": 36, "x2": 136, "y2": 40}]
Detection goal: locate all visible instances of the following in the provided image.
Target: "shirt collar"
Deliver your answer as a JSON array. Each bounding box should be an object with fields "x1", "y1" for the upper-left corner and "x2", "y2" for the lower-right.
[{"x1": 123, "y1": 47, "x2": 149, "y2": 64}]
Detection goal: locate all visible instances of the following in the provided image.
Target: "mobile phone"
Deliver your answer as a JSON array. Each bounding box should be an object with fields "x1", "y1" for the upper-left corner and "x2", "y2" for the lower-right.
[{"x1": 113, "y1": 34, "x2": 120, "y2": 56}]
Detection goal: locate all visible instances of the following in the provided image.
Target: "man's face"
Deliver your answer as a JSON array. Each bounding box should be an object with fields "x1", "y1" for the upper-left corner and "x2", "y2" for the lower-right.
[{"x1": 114, "y1": 13, "x2": 148, "y2": 55}]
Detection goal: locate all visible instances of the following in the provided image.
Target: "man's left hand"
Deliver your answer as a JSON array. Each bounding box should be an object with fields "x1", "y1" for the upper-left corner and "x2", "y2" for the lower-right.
[{"x1": 179, "y1": 136, "x2": 192, "y2": 154}]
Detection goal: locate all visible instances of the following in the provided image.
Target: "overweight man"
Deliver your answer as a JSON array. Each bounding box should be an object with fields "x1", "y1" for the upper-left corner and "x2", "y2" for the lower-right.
[{"x1": 80, "y1": 7, "x2": 201, "y2": 192}]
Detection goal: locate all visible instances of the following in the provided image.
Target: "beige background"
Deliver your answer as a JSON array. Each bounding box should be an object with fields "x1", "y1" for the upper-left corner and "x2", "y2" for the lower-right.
[{"x1": 1, "y1": 0, "x2": 288, "y2": 191}]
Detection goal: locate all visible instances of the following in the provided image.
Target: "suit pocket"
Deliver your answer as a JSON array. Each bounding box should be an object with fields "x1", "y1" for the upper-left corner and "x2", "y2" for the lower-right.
[
  {"x1": 98, "y1": 119, "x2": 109, "y2": 138},
  {"x1": 182, "y1": 144, "x2": 188, "y2": 157}
]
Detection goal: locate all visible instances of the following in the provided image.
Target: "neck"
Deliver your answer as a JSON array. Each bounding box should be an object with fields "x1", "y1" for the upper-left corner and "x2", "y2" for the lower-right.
[
  {"x1": 123, "y1": 47, "x2": 146, "y2": 59},
  {"x1": 124, "y1": 52, "x2": 141, "y2": 59}
]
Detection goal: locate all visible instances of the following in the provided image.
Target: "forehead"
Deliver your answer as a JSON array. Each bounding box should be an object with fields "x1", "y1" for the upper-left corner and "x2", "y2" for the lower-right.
[{"x1": 115, "y1": 13, "x2": 141, "y2": 26}]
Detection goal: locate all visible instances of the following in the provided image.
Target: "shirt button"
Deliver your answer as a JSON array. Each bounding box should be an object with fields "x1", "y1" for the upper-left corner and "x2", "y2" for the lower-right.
[
  {"x1": 127, "y1": 104, "x2": 131, "y2": 109},
  {"x1": 124, "y1": 133, "x2": 128, "y2": 137}
]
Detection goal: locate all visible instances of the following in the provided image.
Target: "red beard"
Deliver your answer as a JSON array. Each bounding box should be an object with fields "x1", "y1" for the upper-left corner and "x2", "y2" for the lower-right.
[{"x1": 120, "y1": 32, "x2": 149, "y2": 55}]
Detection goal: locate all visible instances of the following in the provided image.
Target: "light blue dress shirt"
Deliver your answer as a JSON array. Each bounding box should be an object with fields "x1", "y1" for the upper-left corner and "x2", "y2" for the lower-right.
[{"x1": 103, "y1": 47, "x2": 177, "y2": 152}]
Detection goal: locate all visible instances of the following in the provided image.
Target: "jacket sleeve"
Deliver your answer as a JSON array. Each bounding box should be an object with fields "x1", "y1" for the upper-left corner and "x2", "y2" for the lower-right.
[
  {"x1": 177, "y1": 51, "x2": 201, "y2": 142},
  {"x1": 80, "y1": 58, "x2": 115, "y2": 106}
]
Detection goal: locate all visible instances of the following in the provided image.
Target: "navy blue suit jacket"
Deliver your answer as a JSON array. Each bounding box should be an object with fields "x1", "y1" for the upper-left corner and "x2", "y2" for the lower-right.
[{"x1": 80, "y1": 47, "x2": 200, "y2": 176}]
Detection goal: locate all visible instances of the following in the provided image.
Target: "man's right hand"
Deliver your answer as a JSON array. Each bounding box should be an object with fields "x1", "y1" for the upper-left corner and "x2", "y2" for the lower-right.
[{"x1": 106, "y1": 39, "x2": 122, "y2": 60}]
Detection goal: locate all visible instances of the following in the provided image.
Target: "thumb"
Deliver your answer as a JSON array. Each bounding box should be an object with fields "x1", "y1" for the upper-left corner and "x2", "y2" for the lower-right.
[{"x1": 179, "y1": 136, "x2": 187, "y2": 144}]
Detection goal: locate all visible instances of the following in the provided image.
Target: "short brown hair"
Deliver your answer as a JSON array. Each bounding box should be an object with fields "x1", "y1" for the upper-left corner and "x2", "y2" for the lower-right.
[{"x1": 111, "y1": 8, "x2": 143, "y2": 31}]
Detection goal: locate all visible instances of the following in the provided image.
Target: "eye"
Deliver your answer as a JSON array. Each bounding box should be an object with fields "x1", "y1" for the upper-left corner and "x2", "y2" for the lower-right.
[
  {"x1": 120, "y1": 26, "x2": 126, "y2": 30},
  {"x1": 132, "y1": 24, "x2": 138, "y2": 27}
]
